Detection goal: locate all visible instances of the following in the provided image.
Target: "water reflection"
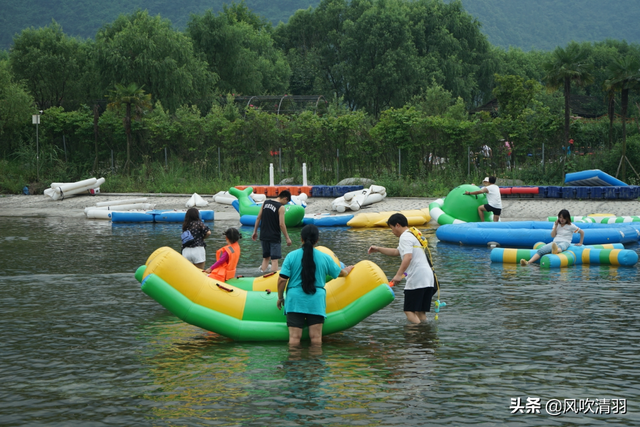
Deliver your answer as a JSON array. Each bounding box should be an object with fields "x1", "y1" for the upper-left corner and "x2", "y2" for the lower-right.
[{"x1": 2, "y1": 217, "x2": 640, "y2": 425}]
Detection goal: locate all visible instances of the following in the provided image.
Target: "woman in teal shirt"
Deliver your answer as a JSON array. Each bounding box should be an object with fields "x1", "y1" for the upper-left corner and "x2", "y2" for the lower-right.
[{"x1": 277, "y1": 225, "x2": 353, "y2": 346}]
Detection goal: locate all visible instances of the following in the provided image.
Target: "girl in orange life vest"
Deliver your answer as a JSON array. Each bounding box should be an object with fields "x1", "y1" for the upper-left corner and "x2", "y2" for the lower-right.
[{"x1": 204, "y1": 228, "x2": 242, "y2": 282}]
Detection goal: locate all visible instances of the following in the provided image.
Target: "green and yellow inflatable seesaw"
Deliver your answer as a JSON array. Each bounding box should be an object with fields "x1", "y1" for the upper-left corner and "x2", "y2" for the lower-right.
[{"x1": 135, "y1": 246, "x2": 394, "y2": 341}]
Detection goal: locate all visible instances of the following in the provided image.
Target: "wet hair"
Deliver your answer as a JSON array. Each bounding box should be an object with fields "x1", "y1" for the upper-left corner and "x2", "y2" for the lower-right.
[
  {"x1": 387, "y1": 213, "x2": 408, "y2": 228},
  {"x1": 182, "y1": 207, "x2": 201, "y2": 231},
  {"x1": 278, "y1": 190, "x2": 292, "y2": 202},
  {"x1": 300, "y1": 224, "x2": 319, "y2": 294},
  {"x1": 489, "y1": 176, "x2": 497, "y2": 184},
  {"x1": 558, "y1": 209, "x2": 572, "y2": 225},
  {"x1": 223, "y1": 227, "x2": 242, "y2": 243}
]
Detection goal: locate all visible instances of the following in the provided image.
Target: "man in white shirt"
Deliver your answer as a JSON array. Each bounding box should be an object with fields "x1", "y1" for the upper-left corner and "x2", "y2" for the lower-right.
[
  {"x1": 464, "y1": 176, "x2": 502, "y2": 222},
  {"x1": 367, "y1": 213, "x2": 436, "y2": 324}
]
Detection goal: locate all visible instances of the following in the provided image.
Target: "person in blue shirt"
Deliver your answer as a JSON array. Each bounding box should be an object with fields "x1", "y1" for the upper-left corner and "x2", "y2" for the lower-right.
[{"x1": 277, "y1": 225, "x2": 354, "y2": 346}]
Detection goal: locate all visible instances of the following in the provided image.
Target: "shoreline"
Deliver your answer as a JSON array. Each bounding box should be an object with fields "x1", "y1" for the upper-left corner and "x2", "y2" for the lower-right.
[{"x1": 2, "y1": 193, "x2": 640, "y2": 223}]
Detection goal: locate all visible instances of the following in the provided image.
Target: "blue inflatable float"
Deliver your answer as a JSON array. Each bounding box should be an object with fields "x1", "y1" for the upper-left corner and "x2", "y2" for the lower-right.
[
  {"x1": 436, "y1": 221, "x2": 640, "y2": 247},
  {"x1": 565, "y1": 169, "x2": 628, "y2": 186},
  {"x1": 111, "y1": 209, "x2": 214, "y2": 223}
]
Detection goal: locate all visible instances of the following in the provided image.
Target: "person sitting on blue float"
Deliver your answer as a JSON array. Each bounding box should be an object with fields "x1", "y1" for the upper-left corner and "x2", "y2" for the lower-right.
[
  {"x1": 521, "y1": 209, "x2": 584, "y2": 266},
  {"x1": 463, "y1": 176, "x2": 502, "y2": 222}
]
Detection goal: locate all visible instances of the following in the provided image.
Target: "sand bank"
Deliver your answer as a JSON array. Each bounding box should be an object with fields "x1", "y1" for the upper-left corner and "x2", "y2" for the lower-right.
[{"x1": 2, "y1": 193, "x2": 640, "y2": 223}]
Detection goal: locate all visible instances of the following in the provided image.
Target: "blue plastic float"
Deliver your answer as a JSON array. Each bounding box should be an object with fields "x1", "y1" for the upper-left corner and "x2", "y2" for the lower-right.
[
  {"x1": 565, "y1": 169, "x2": 628, "y2": 187},
  {"x1": 111, "y1": 210, "x2": 214, "y2": 223},
  {"x1": 436, "y1": 221, "x2": 640, "y2": 247}
]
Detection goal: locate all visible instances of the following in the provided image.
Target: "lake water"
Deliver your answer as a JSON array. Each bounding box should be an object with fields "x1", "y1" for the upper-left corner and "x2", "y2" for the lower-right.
[{"x1": 1, "y1": 216, "x2": 639, "y2": 426}]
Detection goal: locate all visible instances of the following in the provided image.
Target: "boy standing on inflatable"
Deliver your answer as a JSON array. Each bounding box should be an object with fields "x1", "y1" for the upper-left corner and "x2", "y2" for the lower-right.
[
  {"x1": 252, "y1": 190, "x2": 293, "y2": 273},
  {"x1": 367, "y1": 213, "x2": 436, "y2": 324},
  {"x1": 464, "y1": 176, "x2": 502, "y2": 222}
]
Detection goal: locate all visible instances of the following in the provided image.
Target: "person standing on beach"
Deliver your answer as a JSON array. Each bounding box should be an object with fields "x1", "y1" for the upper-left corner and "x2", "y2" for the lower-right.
[
  {"x1": 367, "y1": 213, "x2": 436, "y2": 324},
  {"x1": 521, "y1": 209, "x2": 584, "y2": 266},
  {"x1": 181, "y1": 207, "x2": 211, "y2": 270},
  {"x1": 252, "y1": 190, "x2": 293, "y2": 273},
  {"x1": 464, "y1": 176, "x2": 502, "y2": 222}
]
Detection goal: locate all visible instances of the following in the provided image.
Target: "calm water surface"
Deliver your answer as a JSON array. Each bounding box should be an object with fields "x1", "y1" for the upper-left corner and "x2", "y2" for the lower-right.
[{"x1": 1, "y1": 216, "x2": 639, "y2": 426}]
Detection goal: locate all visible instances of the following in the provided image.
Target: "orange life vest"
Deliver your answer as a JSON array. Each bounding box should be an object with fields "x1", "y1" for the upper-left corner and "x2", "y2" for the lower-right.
[{"x1": 208, "y1": 241, "x2": 241, "y2": 282}]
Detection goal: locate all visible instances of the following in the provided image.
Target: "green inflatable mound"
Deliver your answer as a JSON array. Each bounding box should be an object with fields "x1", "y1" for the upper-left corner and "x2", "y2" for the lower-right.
[{"x1": 442, "y1": 184, "x2": 491, "y2": 222}]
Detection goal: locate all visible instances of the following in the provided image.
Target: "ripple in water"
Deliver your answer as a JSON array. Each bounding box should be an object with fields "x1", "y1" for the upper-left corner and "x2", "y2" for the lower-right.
[{"x1": 0, "y1": 217, "x2": 639, "y2": 425}]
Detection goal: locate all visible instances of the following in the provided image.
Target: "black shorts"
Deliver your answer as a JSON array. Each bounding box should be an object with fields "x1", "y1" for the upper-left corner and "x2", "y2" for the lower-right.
[
  {"x1": 261, "y1": 240, "x2": 282, "y2": 260},
  {"x1": 286, "y1": 312, "x2": 325, "y2": 328},
  {"x1": 484, "y1": 204, "x2": 502, "y2": 216},
  {"x1": 404, "y1": 287, "x2": 438, "y2": 312}
]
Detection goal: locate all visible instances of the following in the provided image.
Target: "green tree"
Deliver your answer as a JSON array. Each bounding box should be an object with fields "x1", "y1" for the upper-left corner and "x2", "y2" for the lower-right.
[
  {"x1": 95, "y1": 10, "x2": 217, "y2": 113},
  {"x1": 107, "y1": 83, "x2": 152, "y2": 173},
  {"x1": 9, "y1": 20, "x2": 86, "y2": 109},
  {"x1": 187, "y1": 4, "x2": 290, "y2": 95},
  {"x1": 605, "y1": 54, "x2": 640, "y2": 181},
  {"x1": 0, "y1": 60, "x2": 35, "y2": 156},
  {"x1": 542, "y1": 41, "x2": 594, "y2": 152},
  {"x1": 493, "y1": 74, "x2": 540, "y2": 120},
  {"x1": 407, "y1": 0, "x2": 497, "y2": 107}
]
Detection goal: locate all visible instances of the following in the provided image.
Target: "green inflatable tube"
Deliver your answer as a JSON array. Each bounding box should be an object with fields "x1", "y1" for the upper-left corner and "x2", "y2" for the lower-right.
[{"x1": 140, "y1": 273, "x2": 394, "y2": 341}]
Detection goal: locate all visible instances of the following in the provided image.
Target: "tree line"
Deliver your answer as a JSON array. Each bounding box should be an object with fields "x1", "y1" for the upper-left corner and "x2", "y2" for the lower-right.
[{"x1": 1, "y1": 0, "x2": 640, "y2": 192}]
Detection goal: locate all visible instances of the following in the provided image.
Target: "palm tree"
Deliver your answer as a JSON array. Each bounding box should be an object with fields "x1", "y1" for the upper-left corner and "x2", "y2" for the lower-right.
[
  {"x1": 605, "y1": 54, "x2": 640, "y2": 182},
  {"x1": 542, "y1": 42, "x2": 594, "y2": 154},
  {"x1": 107, "y1": 83, "x2": 152, "y2": 173},
  {"x1": 603, "y1": 78, "x2": 616, "y2": 150}
]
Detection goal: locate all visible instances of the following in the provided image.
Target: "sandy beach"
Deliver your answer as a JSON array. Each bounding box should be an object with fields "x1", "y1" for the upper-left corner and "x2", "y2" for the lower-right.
[{"x1": 1, "y1": 192, "x2": 640, "y2": 222}]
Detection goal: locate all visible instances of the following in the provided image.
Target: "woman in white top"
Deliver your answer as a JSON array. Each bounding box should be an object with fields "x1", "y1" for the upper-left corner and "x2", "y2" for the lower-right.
[{"x1": 521, "y1": 209, "x2": 585, "y2": 266}]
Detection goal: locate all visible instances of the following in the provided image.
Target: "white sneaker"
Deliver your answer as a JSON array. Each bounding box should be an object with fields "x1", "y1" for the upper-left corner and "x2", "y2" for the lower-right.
[{"x1": 258, "y1": 265, "x2": 272, "y2": 273}]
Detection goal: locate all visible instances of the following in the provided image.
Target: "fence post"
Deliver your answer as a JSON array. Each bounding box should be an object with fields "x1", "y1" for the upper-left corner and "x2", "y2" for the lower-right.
[
  {"x1": 164, "y1": 147, "x2": 168, "y2": 168},
  {"x1": 279, "y1": 148, "x2": 282, "y2": 176},
  {"x1": 467, "y1": 145, "x2": 470, "y2": 177},
  {"x1": 111, "y1": 149, "x2": 114, "y2": 174},
  {"x1": 542, "y1": 143, "x2": 545, "y2": 174},
  {"x1": 336, "y1": 149, "x2": 339, "y2": 182},
  {"x1": 269, "y1": 163, "x2": 274, "y2": 186},
  {"x1": 218, "y1": 147, "x2": 221, "y2": 178},
  {"x1": 398, "y1": 148, "x2": 401, "y2": 178},
  {"x1": 63, "y1": 135, "x2": 67, "y2": 162},
  {"x1": 302, "y1": 163, "x2": 308, "y2": 186}
]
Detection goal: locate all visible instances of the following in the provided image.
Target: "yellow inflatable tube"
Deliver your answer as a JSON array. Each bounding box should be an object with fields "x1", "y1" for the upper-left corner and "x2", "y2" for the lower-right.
[
  {"x1": 347, "y1": 208, "x2": 431, "y2": 228},
  {"x1": 136, "y1": 247, "x2": 394, "y2": 341}
]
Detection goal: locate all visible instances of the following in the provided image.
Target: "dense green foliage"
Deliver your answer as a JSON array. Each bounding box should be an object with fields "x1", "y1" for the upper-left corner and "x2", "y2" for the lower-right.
[
  {"x1": 187, "y1": 4, "x2": 291, "y2": 95},
  {"x1": 2, "y1": 1, "x2": 640, "y2": 195},
  {"x1": 0, "y1": 0, "x2": 320, "y2": 50},
  {"x1": 275, "y1": 0, "x2": 496, "y2": 116},
  {"x1": 3, "y1": 0, "x2": 640, "y2": 52}
]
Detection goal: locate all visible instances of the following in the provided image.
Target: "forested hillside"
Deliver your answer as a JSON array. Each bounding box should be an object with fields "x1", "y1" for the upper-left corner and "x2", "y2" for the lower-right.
[
  {"x1": 454, "y1": 0, "x2": 640, "y2": 50},
  {"x1": 0, "y1": 0, "x2": 318, "y2": 50},
  {"x1": 2, "y1": 0, "x2": 640, "y2": 51}
]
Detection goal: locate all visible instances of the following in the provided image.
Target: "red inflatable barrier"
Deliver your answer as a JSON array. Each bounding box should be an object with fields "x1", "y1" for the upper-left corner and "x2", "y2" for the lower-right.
[{"x1": 511, "y1": 187, "x2": 539, "y2": 195}]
